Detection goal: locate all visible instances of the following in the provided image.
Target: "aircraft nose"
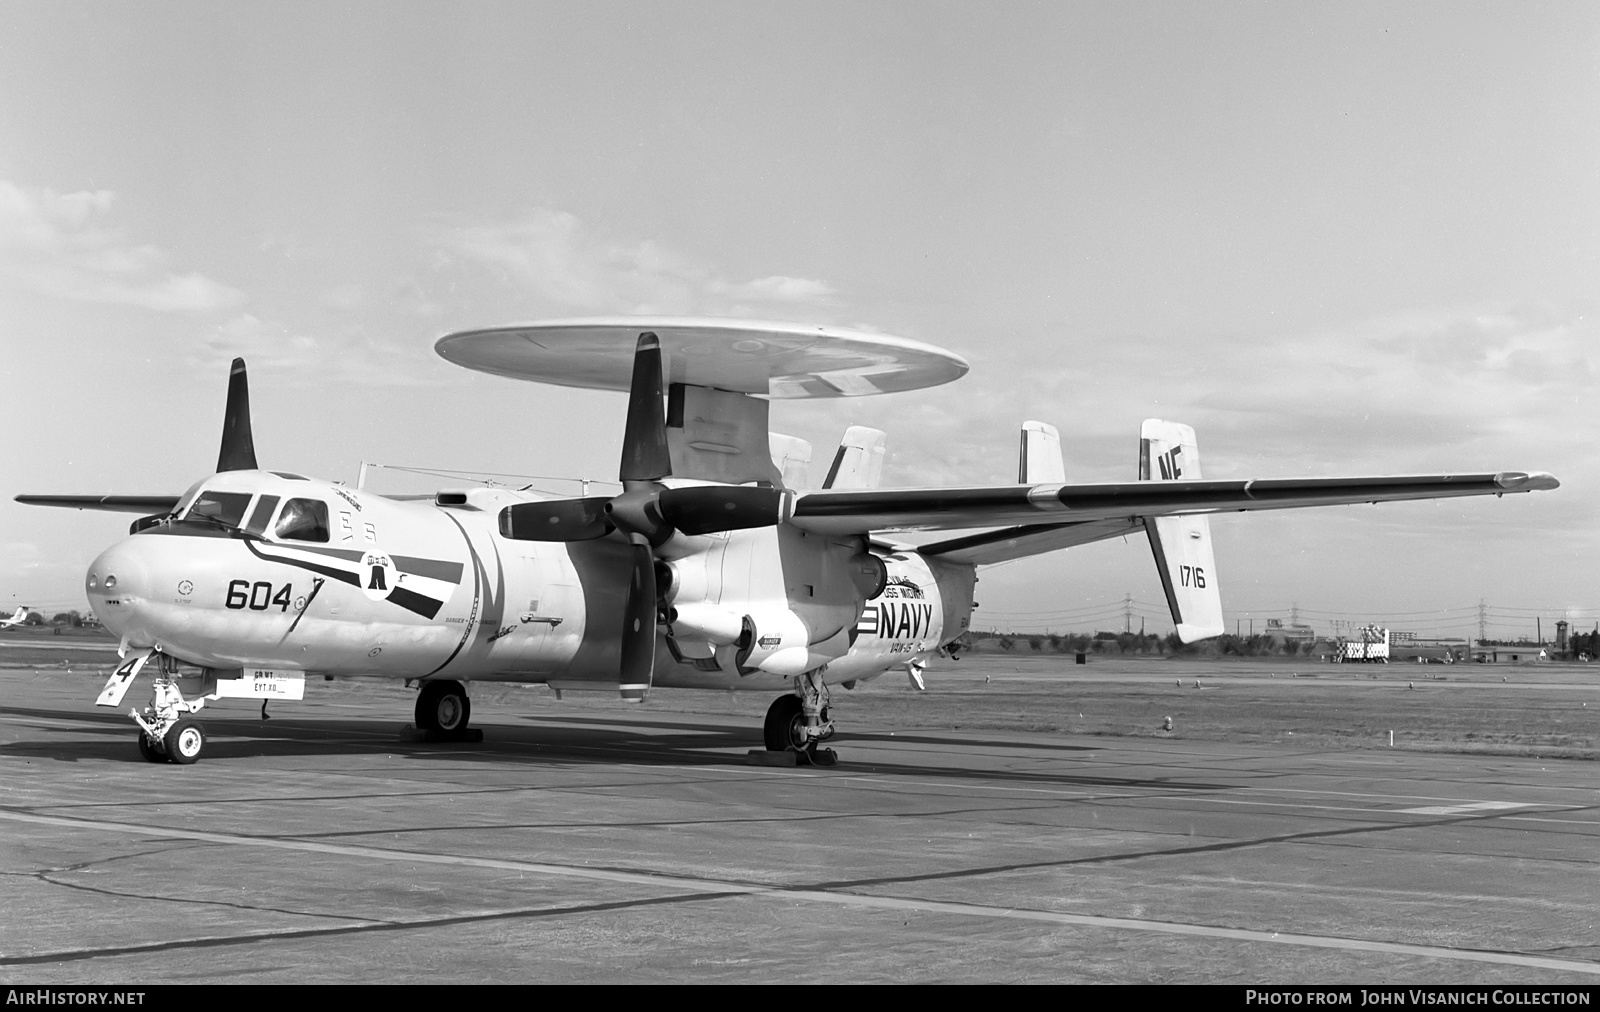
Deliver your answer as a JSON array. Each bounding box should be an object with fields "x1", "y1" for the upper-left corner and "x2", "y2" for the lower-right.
[{"x1": 86, "y1": 539, "x2": 154, "y2": 636}]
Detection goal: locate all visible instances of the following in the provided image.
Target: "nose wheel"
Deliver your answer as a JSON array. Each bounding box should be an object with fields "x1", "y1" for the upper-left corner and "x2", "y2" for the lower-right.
[
  {"x1": 163, "y1": 719, "x2": 206, "y2": 764},
  {"x1": 136, "y1": 731, "x2": 165, "y2": 763},
  {"x1": 134, "y1": 716, "x2": 207, "y2": 764}
]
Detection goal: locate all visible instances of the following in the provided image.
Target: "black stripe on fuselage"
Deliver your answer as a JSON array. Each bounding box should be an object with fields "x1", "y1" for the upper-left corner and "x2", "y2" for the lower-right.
[
  {"x1": 387, "y1": 586, "x2": 444, "y2": 620},
  {"x1": 242, "y1": 539, "x2": 361, "y2": 586},
  {"x1": 137, "y1": 526, "x2": 463, "y2": 577},
  {"x1": 392, "y1": 555, "x2": 464, "y2": 584}
]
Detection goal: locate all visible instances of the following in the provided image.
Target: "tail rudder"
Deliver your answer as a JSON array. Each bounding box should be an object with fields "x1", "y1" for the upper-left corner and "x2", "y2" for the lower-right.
[
  {"x1": 1018, "y1": 420, "x2": 1065, "y2": 484},
  {"x1": 822, "y1": 426, "x2": 887, "y2": 489},
  {"x1": 769, "y1": 433, "x2": 813, "y2": 489},
  {"x1": 1140, "y1": 420, "x2": 1224, "y2": 643}
]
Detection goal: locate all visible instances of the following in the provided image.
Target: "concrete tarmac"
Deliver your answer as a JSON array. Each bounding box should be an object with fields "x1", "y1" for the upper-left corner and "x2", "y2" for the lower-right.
[{"x1": 1, "y1": 668, "x2": 1597, "y2": 984}]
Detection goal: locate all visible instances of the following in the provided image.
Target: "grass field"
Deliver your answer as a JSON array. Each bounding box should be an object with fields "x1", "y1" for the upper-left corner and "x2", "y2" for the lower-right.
[
  {"x1": 828, "y1": 654, "x2": 1600, "y2": 759},
  {"x1": 3, "y1": 630, "x2": 1595, "y2": 760}
]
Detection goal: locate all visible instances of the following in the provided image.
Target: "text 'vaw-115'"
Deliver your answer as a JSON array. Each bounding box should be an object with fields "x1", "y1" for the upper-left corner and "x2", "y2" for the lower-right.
[{"x1": 18, "y1": 319, "x2": 1558, "y2": 765}]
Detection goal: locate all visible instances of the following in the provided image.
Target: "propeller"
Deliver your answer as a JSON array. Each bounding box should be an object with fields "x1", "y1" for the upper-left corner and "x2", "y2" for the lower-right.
[{"x1": 498, "y1": 333, "x2": 792, "y2": 700}]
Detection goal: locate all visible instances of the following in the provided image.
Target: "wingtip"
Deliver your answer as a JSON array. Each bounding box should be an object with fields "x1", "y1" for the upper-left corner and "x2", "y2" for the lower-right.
[{"x1": 1495, "y1": 471, "x2": 1560, "y2": 492}]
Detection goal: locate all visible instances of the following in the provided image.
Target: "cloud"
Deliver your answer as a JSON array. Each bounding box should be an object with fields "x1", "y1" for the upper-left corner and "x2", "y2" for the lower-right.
[
  {"x1": 438, "y1": 208, "x2": 836, "y2": 317},
  {"x1": 198, "y1": 313, "x2": 320, "y2": 370},
  {"x1": 192, "y1": 310, "x2": 449, "y2": 390},
  {"x1": 0, "y1": 179, "x2": 245, "y2": 314}
]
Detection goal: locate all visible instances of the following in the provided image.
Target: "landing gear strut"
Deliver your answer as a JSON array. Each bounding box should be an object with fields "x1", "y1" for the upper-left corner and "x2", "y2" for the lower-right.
[{"x1": 763, "y1": 669, "x2": 836, "y2": 766}]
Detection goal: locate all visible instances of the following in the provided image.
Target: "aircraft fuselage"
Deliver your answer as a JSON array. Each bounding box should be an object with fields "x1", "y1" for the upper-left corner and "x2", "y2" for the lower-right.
[{"x1": 86, "y1": 471, "x2": 974, "y2": 693}]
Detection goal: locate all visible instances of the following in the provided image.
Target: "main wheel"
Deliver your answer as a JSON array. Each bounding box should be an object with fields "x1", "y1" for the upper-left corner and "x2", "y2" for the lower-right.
[
  {"x1": 416, "y1": 680, "x2": 471, "y2": 732},
  {"x1": 162, "y1": 719, "x2": 205, "y2": 765},
  {"x1": 137, "y1": 731, "x2": 166, "y2": 763},
  {"x1": 763, "y1": 694, "x2": 806, "y2": 752}
]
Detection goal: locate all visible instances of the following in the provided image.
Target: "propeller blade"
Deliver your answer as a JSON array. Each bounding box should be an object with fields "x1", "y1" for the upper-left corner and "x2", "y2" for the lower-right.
[
  {"x1": 499, "y1": 498, "x2": 614, "y2": 541},
  {"x1": 657, "y1": 485, "x2": 791, "y2": 535},
  {"x1": 217, "y1": 358, "x2": 259, "y2": 472},
  {"x1": 617, "y1": 534, "x2": 657, "y2": 702},
  {"x1": 618, "y1": 333, "x2": 671, "y2": 488}
]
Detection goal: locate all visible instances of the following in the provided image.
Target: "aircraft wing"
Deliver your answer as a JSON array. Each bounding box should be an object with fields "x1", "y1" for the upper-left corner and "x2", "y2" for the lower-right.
[
  {"x1": 788, "y1": 471, "x2": 1558, "y2": 538},
  {"x1": 14, "y1": 495, "x2": 183, "y2": 514},
  {"x1": 916, "y1": 518, "x2": 1144, "y2": 565}
]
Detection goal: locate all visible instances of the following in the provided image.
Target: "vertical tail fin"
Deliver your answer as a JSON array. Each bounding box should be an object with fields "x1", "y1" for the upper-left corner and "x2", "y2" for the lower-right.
[
  {"x1": 1140, "y1": 419, "x2": 1224, "y2": 643},
  {"x1": 822, "y1": 426, "x2": 887, "y2": 489},
  {"x1": 1018, "y1": 420, "x2": 1065, "y2": 483},
  {"x1": 769, "y1": 433, "x2": 813, "y2": 489}
]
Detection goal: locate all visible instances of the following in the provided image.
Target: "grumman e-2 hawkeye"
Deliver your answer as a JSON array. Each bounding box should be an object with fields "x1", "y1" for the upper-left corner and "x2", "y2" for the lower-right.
[{"x1": 17, "y1": 318, "x2": 1558, "y2": 765}]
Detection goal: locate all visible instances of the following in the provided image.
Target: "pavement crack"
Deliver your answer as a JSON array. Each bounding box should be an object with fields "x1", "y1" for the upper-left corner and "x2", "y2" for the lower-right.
[
  {"x1": 803, "y1": 810, "x2": 1527, "y2": 892},
  {"x1": 291, "y1": 802, "x2": 1029, "y2": 840},
  {"x1": 37, "y1": 867, "x2": 393, "y2": 925},
  {"x1": 0, "y1": 890, "x2": 744, "y2": 966}
]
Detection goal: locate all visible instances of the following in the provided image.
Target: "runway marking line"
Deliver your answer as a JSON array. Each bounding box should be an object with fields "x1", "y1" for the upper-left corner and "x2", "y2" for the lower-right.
[
  {"x1": 2, "y1": 807, "x2": 1598, "y2": 975},
  {"x1": 638, "y1": 764, "x2": 1586, "y2": 823},
  {"x1": 1396, "y1": 801, "x2": 1532, "y2": 816}
]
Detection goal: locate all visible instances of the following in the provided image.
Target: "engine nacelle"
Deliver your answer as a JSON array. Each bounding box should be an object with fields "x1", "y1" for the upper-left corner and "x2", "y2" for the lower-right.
[
  {"x1": 820, "y1": 551, "x2": 977, "y2": 684},
  {"x1": 735, "y1": 606, "x2": 813, "y2": 675},
  {"x1": 667, "y1": 602, "x2": 744, "y2": 645}
]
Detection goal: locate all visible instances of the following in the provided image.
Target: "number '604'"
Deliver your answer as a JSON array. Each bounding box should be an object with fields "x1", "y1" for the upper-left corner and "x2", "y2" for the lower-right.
[{"x1": 225, "y1": 580, "x2": 293, "y2": 611}]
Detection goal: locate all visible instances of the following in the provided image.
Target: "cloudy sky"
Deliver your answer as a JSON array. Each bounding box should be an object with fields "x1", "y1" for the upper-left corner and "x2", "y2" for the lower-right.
[{"x1": 2, "y1": 2, "x2": 1595, "y2": 640}]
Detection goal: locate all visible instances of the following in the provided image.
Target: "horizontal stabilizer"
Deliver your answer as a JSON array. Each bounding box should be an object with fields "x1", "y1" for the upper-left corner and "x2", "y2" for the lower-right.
[{"x1": 14, "y1": 495, "x2": 181, "y2": 514}]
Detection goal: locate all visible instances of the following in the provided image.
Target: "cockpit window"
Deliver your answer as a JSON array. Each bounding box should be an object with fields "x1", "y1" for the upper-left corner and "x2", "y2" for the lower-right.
[
  {"x1": 244, "y1": 495, "x2": 281, "y2": 536},
  {"x1": 185, "y1": 491, "x2": 253, "y2": 529},
  {"x1": 274, "y1": 498, "x2": 330, "y2": 542}
]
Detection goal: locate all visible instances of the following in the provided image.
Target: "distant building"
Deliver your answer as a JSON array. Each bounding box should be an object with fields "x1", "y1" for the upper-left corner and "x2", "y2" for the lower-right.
[
  {"x1": 1472, "y1": 641, "x2": 1548, "y2": 663},
  {"x1": 1389, "y1": 633, "x2": 1469, "y2": 663},
  {"x1": 1263, "y1": 618, "x2": 1316, "y2": 645}
]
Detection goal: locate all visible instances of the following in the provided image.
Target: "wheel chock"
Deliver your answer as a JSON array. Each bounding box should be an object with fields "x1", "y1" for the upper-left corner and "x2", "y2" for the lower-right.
[
  {"x1": 398, "y1": 724, "x2": 484, "y2": 743},
  {"x1": 805, "y1": 748, "x2": 839, "y2": 767},
  {"x1": 745, "y1": 749, "x2": 799, "y2": 766},
  {"x1": 743, "y1": 747, "x2": 839, "y2": 768}
]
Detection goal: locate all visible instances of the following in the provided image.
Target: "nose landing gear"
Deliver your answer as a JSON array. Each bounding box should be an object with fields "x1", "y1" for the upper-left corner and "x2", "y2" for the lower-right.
[{"x1": 122, "y1": 652, "x2": 210, "y2": 764}]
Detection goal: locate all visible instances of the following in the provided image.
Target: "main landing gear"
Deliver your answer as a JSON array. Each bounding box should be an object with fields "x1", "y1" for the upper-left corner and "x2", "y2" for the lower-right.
[
  {"x1": 412, "y1": 679, "x2": 482, "y2": 742},
  {"x1": 763, "y1": 668, "x2": 837, "y2": 766}
]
